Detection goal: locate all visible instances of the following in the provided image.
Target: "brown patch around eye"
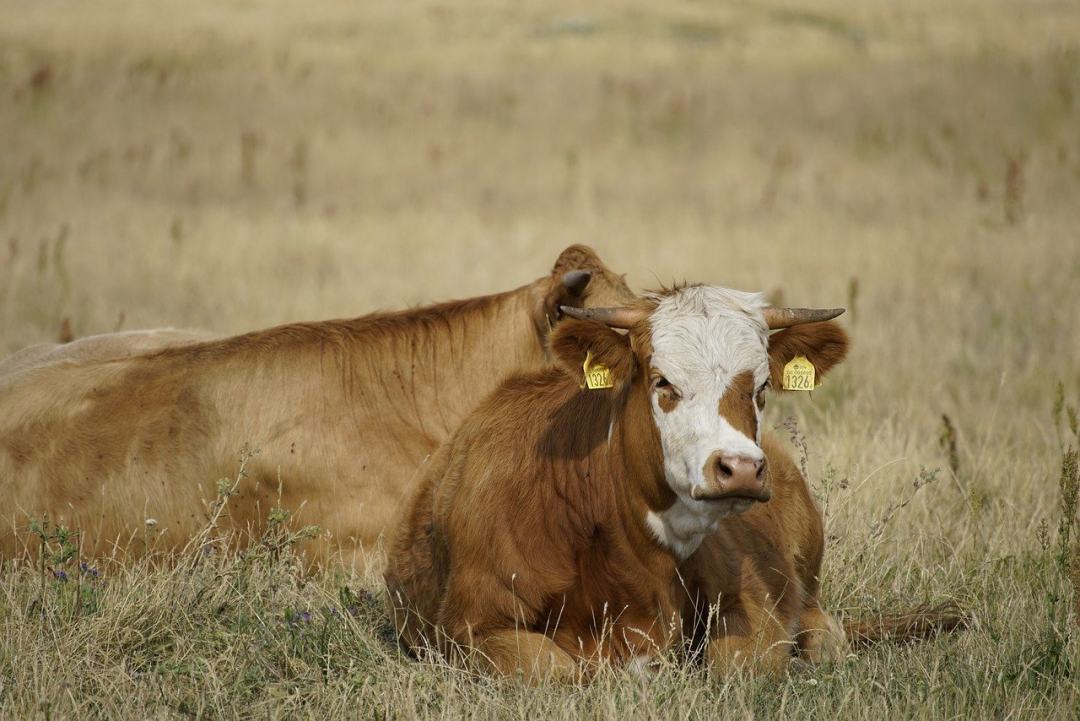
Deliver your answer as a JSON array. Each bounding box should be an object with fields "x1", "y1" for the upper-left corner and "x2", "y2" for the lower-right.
[
  {"x1": 718, "y1": 370, "x2": 757, "y2": 439},
  {"x1": 652, "y1": 369, "x2": 680, "y2": 413},
  {"x1": 657, "y1": 386, "x2": 679, "y2": 413}
]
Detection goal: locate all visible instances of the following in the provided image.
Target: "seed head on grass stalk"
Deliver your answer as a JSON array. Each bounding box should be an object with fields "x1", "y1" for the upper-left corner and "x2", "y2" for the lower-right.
[
  {"x1": 939, "y1": 414, "x2": 960, "y2": 479},
  {"x1": 1058, "y1": 449, "x2": 1079, "y2": 576}
]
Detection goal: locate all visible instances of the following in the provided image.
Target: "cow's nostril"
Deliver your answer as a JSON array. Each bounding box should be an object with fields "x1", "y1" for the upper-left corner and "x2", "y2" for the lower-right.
[
  {"x1": 756, "y1": 461, "x2": 767, "y2": 480},
  {"x1": 717, "y1": 460, "x2": 733, "y2": 479}
]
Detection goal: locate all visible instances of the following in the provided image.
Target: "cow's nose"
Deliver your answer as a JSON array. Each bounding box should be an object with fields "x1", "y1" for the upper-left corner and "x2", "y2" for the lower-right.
[{"x1": 694, "y1": 452, "x2": 770, "y2": 502}]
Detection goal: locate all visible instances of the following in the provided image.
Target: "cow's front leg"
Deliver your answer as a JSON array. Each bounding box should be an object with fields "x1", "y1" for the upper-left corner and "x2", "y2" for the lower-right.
[
  {"x1": 706, "y1": 634, "x2": 793, "y2": 677},
  {"x1": 468, "y1": 629, "x2": 579, "y2": 683},
  {"x1": 795, "y1": 604, "x2": 848, "y2": 665},
  {"x1": 705, "y1": 608, "x2": 794, "y2": 677}
]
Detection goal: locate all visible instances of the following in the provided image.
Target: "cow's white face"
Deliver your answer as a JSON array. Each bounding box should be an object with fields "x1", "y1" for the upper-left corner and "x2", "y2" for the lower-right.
[
  {"x1": 644, "y1": 287, "x2": 772, "y2": 556},
  {"x1": 556, "y1": 283, "x2": 848, "y2": 559}
]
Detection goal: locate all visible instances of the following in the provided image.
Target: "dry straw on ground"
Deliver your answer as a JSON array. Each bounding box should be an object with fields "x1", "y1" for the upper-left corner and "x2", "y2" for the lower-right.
[{"x1": 1, "y1": 0, "x2": 1080, "y2": 718}]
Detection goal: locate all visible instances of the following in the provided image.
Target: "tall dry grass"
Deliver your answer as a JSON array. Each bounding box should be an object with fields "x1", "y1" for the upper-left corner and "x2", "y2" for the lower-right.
[{"x1": 1, "y1": 0, "x2": 1079, "y2": 718}]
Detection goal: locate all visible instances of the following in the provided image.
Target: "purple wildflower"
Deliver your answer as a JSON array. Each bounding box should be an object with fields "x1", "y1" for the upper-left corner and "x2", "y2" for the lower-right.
[
  {"x1": 52, "y1": 569, "x2": 69, "y2": 582},
  {"x1": 287, "y1": 609, "x2": 313, "y2": 627},
  {"x1": 79, "y1": 562, "x2": 99, "y2": 578}
]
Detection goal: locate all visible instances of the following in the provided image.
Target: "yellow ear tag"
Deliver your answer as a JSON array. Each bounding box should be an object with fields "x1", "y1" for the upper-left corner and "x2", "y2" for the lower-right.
[
  {"x1": 582, "y1": 350, "x2": 614, "y2": 390},
  {"x1": 782, "y1": 354, "x2": 815, "y2": 391}
]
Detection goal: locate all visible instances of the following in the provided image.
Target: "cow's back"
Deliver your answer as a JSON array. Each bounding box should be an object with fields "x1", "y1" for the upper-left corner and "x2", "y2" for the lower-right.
[{"x1": 0, "y1": 328, "x2": 215, "y2": 378}]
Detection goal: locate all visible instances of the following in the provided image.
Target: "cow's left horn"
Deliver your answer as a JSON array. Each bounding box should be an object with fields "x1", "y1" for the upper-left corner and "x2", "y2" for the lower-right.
[
  {"x1": 762, "y1": 307, "x2": 845, "y2": 330},
  {"x1": 560, "y1": 270, "x2": 592, "y2": 296},
  {"x1": 559, "y1": 305, "x2": 647, "y2": 329}
]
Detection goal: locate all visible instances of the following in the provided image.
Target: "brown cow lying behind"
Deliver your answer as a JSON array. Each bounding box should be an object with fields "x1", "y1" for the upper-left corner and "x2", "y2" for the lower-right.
[
  {"x1": 0, "y1": 245, "x2": 634, "y2": 565},
  {"x1": 385, "y1": 285, "x2": 854, "y2": 679}
]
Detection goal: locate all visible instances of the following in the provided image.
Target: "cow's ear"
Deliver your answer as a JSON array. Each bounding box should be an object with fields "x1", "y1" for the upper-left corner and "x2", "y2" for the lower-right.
[
  {"x1": 541, "y1": 268, "x2": 593, "y2": 327},
  {"x1": 534, "y1": 245, "x2": 638, "y2": 339},
  {"x1": 767, "y1": 321, "x2": 849, "y2": 390},
  {"x1": 550, "y1": 319, "x2": 635, "y2": 392},
  {"x1": 543, "y1": 244, "x2": 623, "y2": 321},
  {"x1": 532, "y1": 248, "x2": 602, "y2": 337}
]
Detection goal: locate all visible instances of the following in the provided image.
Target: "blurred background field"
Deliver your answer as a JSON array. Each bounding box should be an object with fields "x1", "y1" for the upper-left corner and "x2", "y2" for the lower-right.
[{"x1": 2, "y1": 0, "x2": 1080, "y2": 718}]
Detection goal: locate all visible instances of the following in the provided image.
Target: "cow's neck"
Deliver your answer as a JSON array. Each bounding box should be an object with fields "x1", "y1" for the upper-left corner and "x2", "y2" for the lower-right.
[
  {"x1": 157, "y1": 278, "x2": 549, "y2": 461},
  {"x1": 528, "y1": 378, "x2": 685, "y2": 657},
  {"x1": 615, "y1": 392, "x2": 688, "y2": 573},
  {"x1": 335, "y1": 278, "x2": 547, "y2": 437},
  {"x1": 563, "y1": 382, "x2": 681, "y2": 593}
]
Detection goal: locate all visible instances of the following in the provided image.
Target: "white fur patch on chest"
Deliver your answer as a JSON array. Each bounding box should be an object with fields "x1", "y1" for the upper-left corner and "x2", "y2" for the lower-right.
[{"x1": 645, "y1": 497, "x2": 754, "y2": 560}]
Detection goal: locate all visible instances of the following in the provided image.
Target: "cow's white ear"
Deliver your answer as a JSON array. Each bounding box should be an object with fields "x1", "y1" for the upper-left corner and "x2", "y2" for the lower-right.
[
  {"x1": 550, "y1": 319, "x2": 634, "y2": 391},
  {"x1": 767, "y1": 321, "x2": 849, "y2": 390}
]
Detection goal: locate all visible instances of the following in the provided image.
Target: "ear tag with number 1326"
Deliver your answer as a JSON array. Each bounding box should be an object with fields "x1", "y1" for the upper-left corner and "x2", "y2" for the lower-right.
[
  {"x1": 782, "y1": 354, "x2": 815, "y2": 391},
  {"x1": 582, "y1": 350, "x2": 614, "y2": 390}
]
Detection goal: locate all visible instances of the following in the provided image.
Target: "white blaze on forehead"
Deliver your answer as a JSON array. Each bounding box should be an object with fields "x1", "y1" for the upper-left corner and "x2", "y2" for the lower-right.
[
  {"x1": 648, "y1": 286, "x2": 770, "y2": 391},
  {"x1": 645, "y1": 286, "x2": 772, "y2": 558}
]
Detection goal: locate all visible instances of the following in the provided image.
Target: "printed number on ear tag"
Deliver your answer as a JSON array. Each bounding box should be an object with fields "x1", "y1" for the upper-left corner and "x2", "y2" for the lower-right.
[
  {"x1": 582, "y1": 350, "x2": 614, "y2": 390},
  {"x1": 782, "y1": 355, "x2": 815, "y2": 391}
]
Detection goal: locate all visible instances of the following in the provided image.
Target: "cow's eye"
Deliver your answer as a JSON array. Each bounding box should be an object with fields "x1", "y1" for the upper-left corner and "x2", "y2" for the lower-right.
[
  {"x1": 653, "y1": 375, "x2": 681, "y2": 399},
  {"x1": 652, "y1": 374, "x2": 681, "y2": 409}
]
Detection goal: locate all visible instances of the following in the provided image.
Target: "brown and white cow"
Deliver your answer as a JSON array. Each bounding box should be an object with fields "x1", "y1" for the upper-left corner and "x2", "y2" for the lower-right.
[
  {"x1": 384, "y1": 285, "x2": 853, "y2": 680},
  {"x1": 0, "y1": 245, "x2": 635, "y2": 565}
]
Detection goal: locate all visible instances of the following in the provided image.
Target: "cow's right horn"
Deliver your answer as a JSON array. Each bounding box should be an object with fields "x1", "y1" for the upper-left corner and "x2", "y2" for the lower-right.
[
  {"x1": 559, "y1": 305, "x2": 647, "y2": 329},
  {"x1": 762, "y1": 307, "x2": 845, "y2": 329}
]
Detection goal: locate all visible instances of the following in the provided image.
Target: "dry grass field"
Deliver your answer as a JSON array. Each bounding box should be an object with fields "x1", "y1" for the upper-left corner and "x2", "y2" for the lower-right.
[{"x1": 2, "y1": 0, "x2": 1080, "y2": 718}]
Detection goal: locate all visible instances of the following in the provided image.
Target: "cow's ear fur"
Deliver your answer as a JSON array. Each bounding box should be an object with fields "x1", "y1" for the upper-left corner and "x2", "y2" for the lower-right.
[
  {"x1": 551, "y1": 244, "x2": 604, "y2": 277},
  {"x1": 767, "y1": 321, "x2": 849, "y2": 390},
  {"x1": 550, "y1": 319, "x2": 635, "y2": 392}
]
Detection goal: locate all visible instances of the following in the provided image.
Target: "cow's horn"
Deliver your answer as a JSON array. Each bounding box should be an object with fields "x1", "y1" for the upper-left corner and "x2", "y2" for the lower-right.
[
  {"x1": 559, "y1": 305, "x2": 647, "y2": 329},
  {"x1": 560, "y1": 270, "x2": 591, "y2": 296},
  {"x1": 762, "y1": 307, "x2": 845, "y2": 329}
]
